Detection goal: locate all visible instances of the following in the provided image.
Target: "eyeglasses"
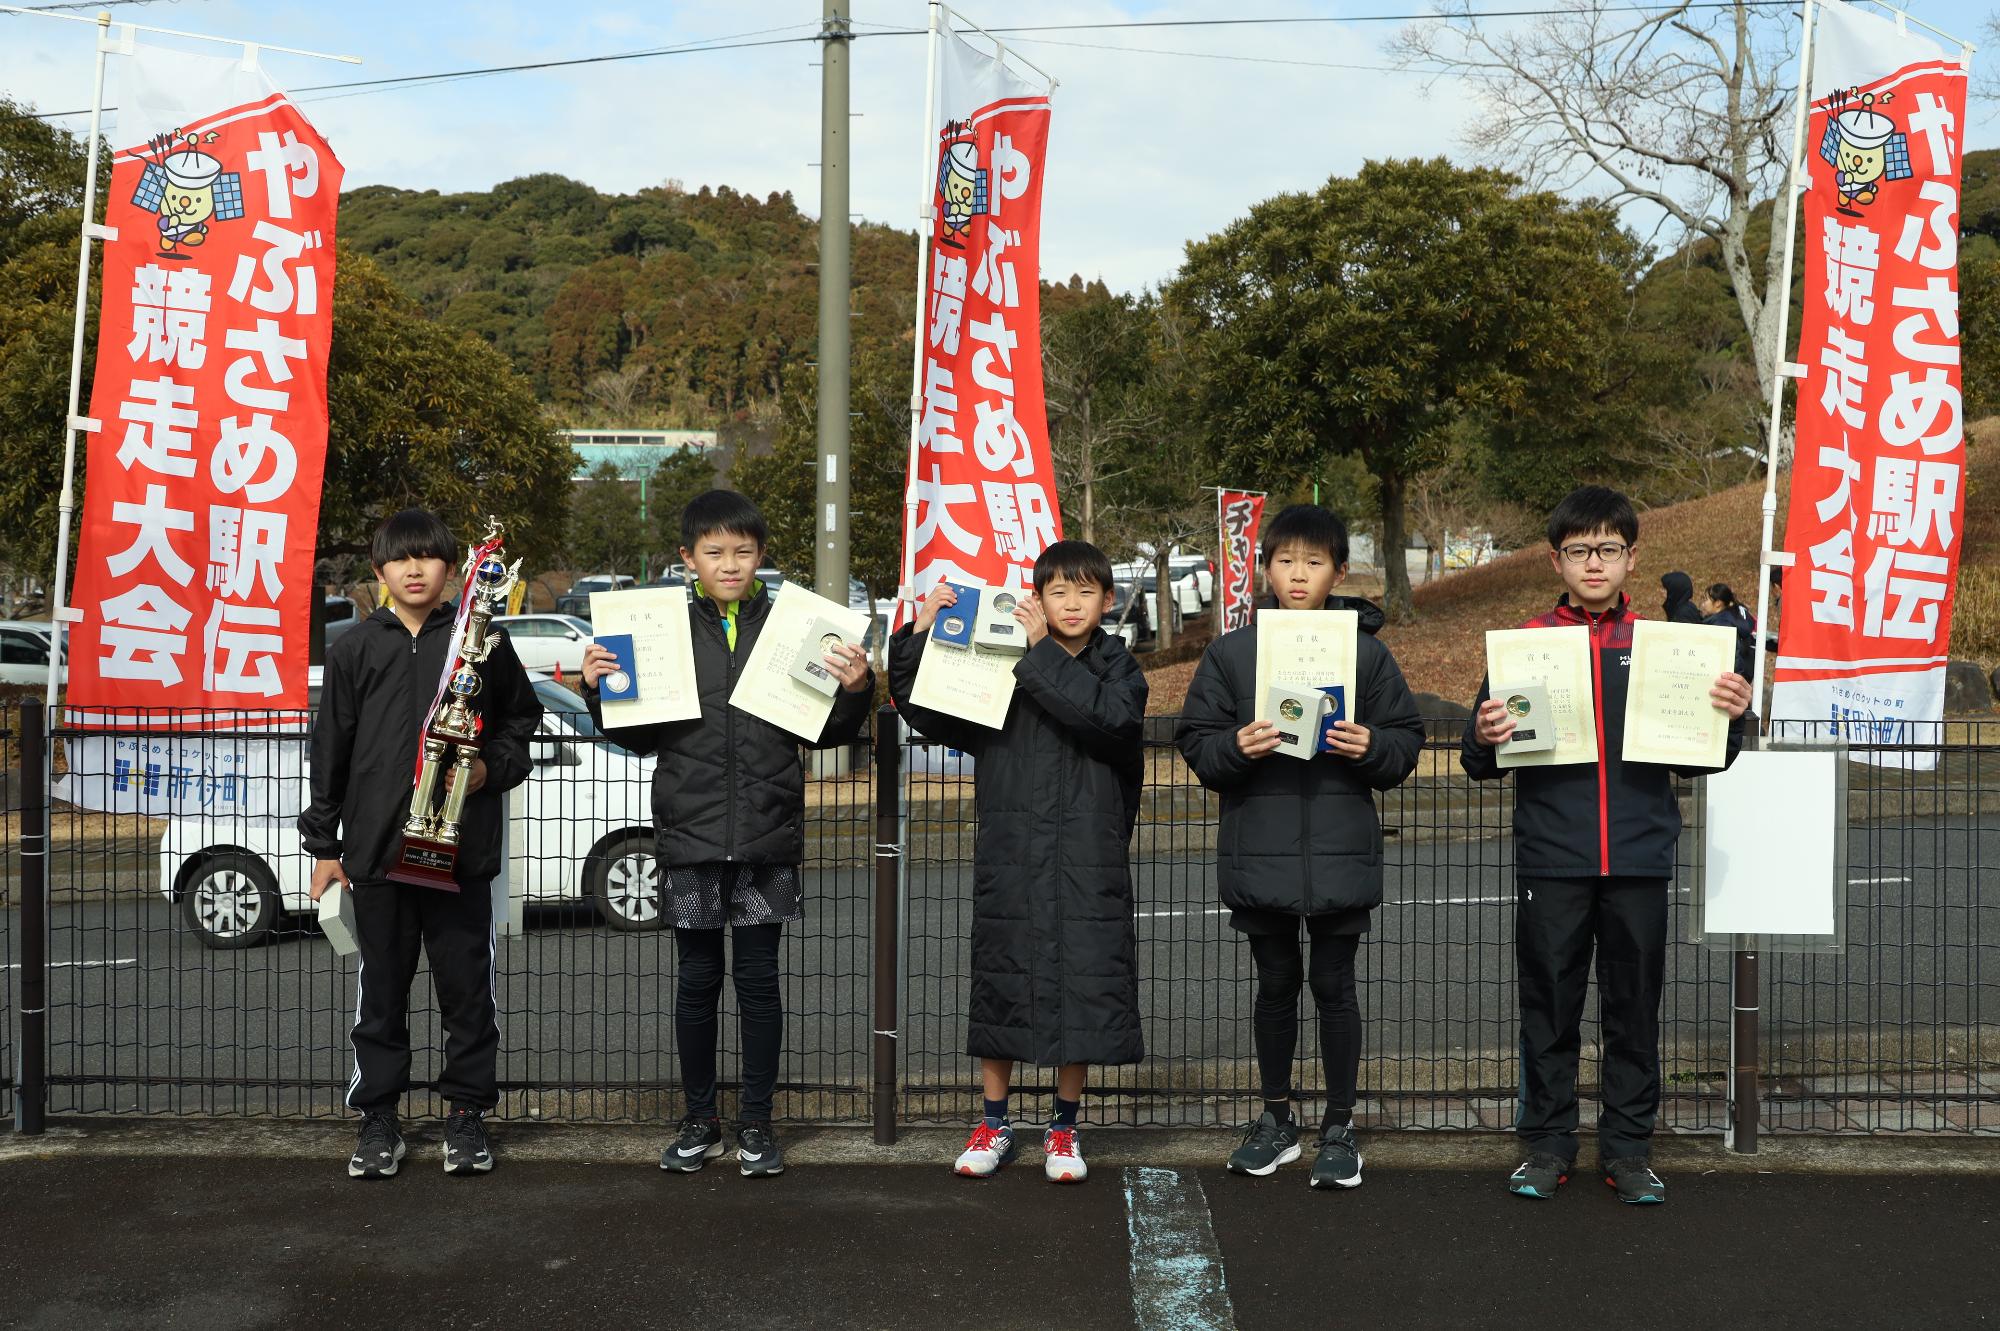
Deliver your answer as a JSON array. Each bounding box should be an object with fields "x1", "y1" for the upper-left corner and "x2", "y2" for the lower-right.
[{"x1": 1558, "y1": 541, "x2": 1631, "y2": 565}]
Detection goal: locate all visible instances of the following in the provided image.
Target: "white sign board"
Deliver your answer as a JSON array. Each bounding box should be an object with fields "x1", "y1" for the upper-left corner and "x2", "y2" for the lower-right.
[{"x1": 1701, "y1": 750, "x2": 1842, "y2": 936}]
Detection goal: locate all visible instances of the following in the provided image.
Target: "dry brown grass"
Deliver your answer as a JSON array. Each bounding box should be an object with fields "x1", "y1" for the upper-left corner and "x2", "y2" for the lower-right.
[{"x1": 1147, "y1": 430, "x2": 2000, "y2": 710}]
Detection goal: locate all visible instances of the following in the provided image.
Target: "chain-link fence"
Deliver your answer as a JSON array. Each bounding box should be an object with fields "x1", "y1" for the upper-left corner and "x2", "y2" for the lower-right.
[{"x1": 5, "y1": 697, "x2": 1997, "y2": 1136}]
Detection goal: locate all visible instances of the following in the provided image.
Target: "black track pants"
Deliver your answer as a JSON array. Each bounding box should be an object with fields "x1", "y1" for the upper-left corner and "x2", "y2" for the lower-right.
[
  {"x1": 347, "y1": 878, "x2": 498, "y2": 1114},
  {"x1": 1514, "y1": 875, "x2": 1669, "y2": 1163}
]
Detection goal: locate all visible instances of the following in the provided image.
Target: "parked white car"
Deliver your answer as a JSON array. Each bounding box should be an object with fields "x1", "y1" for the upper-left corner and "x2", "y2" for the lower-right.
[
  {"x1": 0, "y1": 621, "x2": 65, "y2": 687},
  {"x1": 1111, "y1": 552, "x2": 1213, "y2": 618},
  {"x1": 495, "y1": 614, "x2": 593, "y2": 676},
  {"x1": 158, "y1": 676, "x2": 666, "y2": 948}
]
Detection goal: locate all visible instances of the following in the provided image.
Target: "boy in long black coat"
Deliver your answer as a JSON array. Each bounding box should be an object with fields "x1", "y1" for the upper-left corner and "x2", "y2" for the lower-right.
[
  {"x1": 1176, "y1": 505, "x2": 1426, "y2": 1191},
  {"x1": 888, "y1": 541, "x2": 1147, "y2": 1184}
]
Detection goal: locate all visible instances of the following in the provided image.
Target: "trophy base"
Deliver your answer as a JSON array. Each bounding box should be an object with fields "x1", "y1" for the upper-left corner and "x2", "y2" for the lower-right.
[{"x1": 386, "y1": 835, "x2": 463, "y2": 892}]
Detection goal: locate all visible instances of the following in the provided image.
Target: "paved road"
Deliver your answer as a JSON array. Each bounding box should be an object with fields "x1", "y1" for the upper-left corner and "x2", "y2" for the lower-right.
[
  {"x1": 1, "y1": 1153, "x2": 1996, "y2": 1329},
  {"x1": 5, "y1": 818, "x2": 1997, "y2": 1120}
]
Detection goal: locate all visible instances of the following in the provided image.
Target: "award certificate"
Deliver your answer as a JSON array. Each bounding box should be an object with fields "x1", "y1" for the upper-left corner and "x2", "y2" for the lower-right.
[
  {"x1": 729, "y1": 581, "x2": 871, "y2": 741},
  {"x1": 910, "y1": 582, "x2": 1016, "y2": 730},
  {"x1": 1485, "y1": 626, "x2": 1598, "y2": 769},
  {"x1": 1622, "y1": 620, "x2": 1735, "y2": 768},
  {"x1": 590, "y1": 587, "x2": 701, "y2": 727},
  {"x1": 1254, "y1": 610, "x2": 1359, "y2": 728}
]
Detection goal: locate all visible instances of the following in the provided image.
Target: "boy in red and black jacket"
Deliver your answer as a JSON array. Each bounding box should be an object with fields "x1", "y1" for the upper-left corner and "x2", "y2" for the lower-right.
[{"x1": 1461, "y1": 487, "x2": 1751, "y2": 1206}]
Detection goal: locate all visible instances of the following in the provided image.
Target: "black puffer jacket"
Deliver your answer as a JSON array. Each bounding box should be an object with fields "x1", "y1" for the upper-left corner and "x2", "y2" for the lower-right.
[
  {"x1": 299, "y1": 604, "x2": 541, "y2": 885},
  {"x1": 889, "y1": 624, "x2": 1147, "y2": 1067},
  {"x1": 584, "y1": 584, "x2": 874, "y2": 866},
  {"x1": 1175, "y1": 596, "x2": 1426, "y2": 921}
]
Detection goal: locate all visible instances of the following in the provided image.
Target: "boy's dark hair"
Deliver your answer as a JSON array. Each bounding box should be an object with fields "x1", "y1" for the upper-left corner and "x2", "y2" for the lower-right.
[
  {"x1": 1033, "y1": 539, "x2": 1114, "y2": 593},
  {"x1": 1546, "y1": 486, "x2": 1638, "y2": 549},
  {"x1": 370, "y1": 509, "x2": 456, "y2": 570},
  {"x1": 680, "y1": 489, "x2": 768, "y2": 553},
  {"x1": 1259, "y1": 504, "x2": 1349, "y2": 568}
]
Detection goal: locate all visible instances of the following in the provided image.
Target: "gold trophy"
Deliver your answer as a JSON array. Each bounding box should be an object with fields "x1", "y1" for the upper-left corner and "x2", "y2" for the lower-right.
[{"x1": 387, "y1": 518, "x2": 521, "y2": 890}]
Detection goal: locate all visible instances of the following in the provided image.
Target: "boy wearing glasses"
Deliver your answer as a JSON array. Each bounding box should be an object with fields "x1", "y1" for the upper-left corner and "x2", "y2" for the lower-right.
[{"x1": 1461, "y1": 487, "x2": 1751, "y2": 1206}]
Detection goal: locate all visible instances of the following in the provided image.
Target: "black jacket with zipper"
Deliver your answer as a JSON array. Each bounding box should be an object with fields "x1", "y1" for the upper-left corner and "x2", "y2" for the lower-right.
[
  {"x1": 1174, "y1": 595, "x2": 1426, "y2": 920},
  {"x1": 889, "y1": 623, "x2": 1147, "y2": 1067},
  {"x1": 583, "y1": 583, "x2": 874, "y2": 867},
  {"x1": 1458, "y1": 593, "x2": 1747, "y2": 879},
  {"x1": 298, "y1": 604, "x2": 542, "y2": 885}
]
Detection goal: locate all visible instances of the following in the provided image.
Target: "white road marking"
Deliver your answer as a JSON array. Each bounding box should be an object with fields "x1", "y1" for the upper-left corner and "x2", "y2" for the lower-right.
[
  {"x1": 1387, "y1": 887, "x2": 1696, "y2": 907},
  {"x1": 1136, "y1": 908, "x2": 1230, "y2": 919},
  {"x1": 1850, "y1": 876, "x2": 1910, "y2": 885},
  {"x1": 0, "y1": 958, "x2": 137, "y2": 970},
  {"x1": 1124, "y1": 1166, "x2": 1236, "y2": 1331}
]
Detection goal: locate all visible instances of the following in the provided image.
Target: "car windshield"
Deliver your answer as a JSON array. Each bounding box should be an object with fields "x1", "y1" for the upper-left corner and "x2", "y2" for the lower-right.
[{"x1": 559, "y1": 616, "x2": 592, "y2": 635}]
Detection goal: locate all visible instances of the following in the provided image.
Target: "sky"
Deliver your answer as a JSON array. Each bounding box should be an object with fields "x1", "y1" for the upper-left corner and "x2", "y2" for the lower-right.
[{"x1": 3, "y1": 0, "x2": 1996, "y2": 293}]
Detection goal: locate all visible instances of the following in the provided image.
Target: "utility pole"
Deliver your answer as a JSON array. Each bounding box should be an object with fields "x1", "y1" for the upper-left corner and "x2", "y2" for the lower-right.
[{"x1": 815, "y1": 1, "x2": 852, "y2": 606}]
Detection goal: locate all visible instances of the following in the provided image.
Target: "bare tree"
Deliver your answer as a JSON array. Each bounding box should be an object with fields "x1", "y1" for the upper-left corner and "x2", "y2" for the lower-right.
[
  {"x1": 584, "y1": 361, "x2": 651, "y2": 424},
  {"x1": 1394, "y1": 1, "x2": 1797, "y2": 452}
]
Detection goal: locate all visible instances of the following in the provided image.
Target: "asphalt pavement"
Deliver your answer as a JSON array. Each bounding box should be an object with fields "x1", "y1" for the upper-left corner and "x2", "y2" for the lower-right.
[{"x1": 1, "y1": 1136, "x2": 1996, "y2": 1330}]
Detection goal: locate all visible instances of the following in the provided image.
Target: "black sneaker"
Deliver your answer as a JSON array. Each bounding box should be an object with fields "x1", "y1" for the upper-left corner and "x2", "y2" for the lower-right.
[
  {"x1": 1604, "y1": 1156, "x2": 1667, "y2": 1205},
  {"x1": 737, "y1": 1122, "x2": 785, "y2": 1178},
  {"x1": 1309, "y1": 1122, "x2": 1363, "y2": 1190},
  {"x1": 443, "y1": 1107, "x2": 494, "y2": 1176},
  {"x1": 348, "y1": 1110, "x2": 405, "y2": 1180},
  {"x1": 1226, "y1": 1111, "x2": 1303, "y2": 1177},
  {"x1": 661, "y1": 1115, "x2": 725, "y2": 1172},
  {"x1": 1508, "y1": 1151, "x2": 1571, "y2": 1199}
]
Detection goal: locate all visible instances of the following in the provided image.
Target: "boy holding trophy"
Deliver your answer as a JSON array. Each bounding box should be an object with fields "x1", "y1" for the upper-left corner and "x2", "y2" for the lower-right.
[
  {"x1": 1176, "y1": 505, "x2": 1426, "y2": 1189},
  {"x1": 300, "y1": 510, "x2": 543, "y2": 1179}
]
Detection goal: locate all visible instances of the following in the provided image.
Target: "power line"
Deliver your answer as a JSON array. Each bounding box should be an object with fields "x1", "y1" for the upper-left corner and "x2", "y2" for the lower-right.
[
  {"x1": 23, "y1": 25, "x2": 821, "y2": 119},
  {"x1": 14, "y1": 0, "x2": 191, "y2": 10},
  {"x1": 850, "y1": 2, "x2": 1796, "y2": 34},
  {"x1": 18, "y1": 3, "x2": 1808, "y2": 120}
]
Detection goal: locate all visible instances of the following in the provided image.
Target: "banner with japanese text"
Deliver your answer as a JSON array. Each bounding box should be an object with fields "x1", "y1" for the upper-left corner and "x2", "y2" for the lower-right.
[
  {"x1": 1773, "y1": 0, "x2": 1967, "y2": 763},
  {"x1": 900, "y1": 13, "x2": 1058, "y2": 613},
  {"x1": 66, "y1": 44, "x2": 341, "y2": 728},
  {"x1": 1216, "y1": 489, "x2": 1264, "y2": 634}
]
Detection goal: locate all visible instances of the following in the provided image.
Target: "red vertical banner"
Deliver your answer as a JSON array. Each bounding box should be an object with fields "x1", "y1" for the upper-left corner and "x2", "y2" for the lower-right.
[
  {"x1": 66, "y1": 45, "x2": 341, "y2": 726},
  {"x1": 902, "y1": 14, "x2": 1059, "y2": 609},
  {"x1": 1773, "y1": 2, "x2": 1968, "y2": 759},
  {"x1": 1216, "y1": 489, "x2": 1265, "y2": 633}
]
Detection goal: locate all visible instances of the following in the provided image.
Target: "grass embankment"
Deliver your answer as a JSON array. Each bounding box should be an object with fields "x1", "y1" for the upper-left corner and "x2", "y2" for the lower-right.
[{"x1": 1147, "y1": 431, "x2": 2000, "y2": 711}]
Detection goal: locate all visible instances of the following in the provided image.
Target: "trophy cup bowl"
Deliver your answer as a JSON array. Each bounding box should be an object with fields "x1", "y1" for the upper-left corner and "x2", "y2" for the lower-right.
[{"x1": 387, "y1": 519, "x2": 520, "y2": 891}]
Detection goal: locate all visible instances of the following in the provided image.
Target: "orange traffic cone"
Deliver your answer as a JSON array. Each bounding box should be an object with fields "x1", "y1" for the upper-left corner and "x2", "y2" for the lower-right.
[{"x1": 554, "y1": 663, "x2": 565, "y2": 683}]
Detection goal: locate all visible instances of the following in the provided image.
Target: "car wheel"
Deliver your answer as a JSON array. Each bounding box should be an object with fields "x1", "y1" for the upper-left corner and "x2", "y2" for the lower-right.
[
  {"x1": 180, "y1": 851, "x2": 280, "y2": 948},
  {"x1": 590, "y1": 833, "x2": 664, "y2": 931}
]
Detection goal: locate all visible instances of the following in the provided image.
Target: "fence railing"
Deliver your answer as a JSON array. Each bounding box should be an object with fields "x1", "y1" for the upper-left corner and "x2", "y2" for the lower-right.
[{"x1": 4, "y1": 695, "x2": 1996, "y2": 1137}]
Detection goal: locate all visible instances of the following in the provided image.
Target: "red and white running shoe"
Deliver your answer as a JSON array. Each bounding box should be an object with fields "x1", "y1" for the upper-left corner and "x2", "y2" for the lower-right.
[
  {"x1": 953, "y1": 1121, "x2": 1017, "y2": 1177},
  {"x1": 1043, "y1": 1126, "x2": 1087, "y2": 1184}
]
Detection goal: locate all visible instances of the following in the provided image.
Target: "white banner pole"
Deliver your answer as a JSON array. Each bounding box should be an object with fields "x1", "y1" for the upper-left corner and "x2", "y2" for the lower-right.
[
  {"x1": 898, "y1": 1, "x2": 942, "y2": 615},
  {"x1": 44, "y1": 13, "x2": 121, "y2": 713},
  {"x1": 1749, "y1": 0, "x2": 1820, "y2": 724},
  {"x1": 1213, "y1": 487, "x2": 1224, "y2": 637}
]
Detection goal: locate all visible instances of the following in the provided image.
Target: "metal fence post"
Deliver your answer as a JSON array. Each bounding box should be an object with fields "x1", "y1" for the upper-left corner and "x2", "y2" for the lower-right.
[
  {"x1": 871, "y1": 705, "x2": 902, "y2": 1144},
  {"x1": 15, "y1": 698, "x2": 47, "y2": 1135},
  {"x1": 1728, "y1": 719, "x2": 1762, "y2": 1154}
]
